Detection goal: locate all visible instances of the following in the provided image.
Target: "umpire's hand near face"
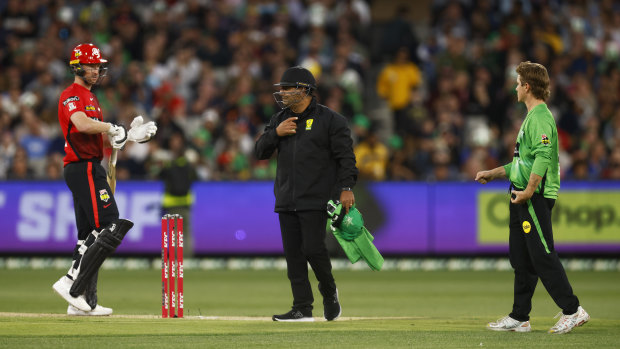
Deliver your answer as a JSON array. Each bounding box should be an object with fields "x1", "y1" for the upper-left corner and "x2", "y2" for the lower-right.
[{"x1": 276, "y1": 117, "x2": 298, "y2": 136}]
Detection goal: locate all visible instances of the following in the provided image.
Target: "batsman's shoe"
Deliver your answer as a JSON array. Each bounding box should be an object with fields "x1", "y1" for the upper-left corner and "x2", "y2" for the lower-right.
[
  {"x1": 486, "y1": 315, "x2": 531, "y2": 332},
  {"x1": 52, "y1": 276, "x2": 92, "y2": 312},
  {"x1": 67, "y1": 304, "x2": 112, "y2": 316},
  {"x1": 272, "y1": 309, "x2": 314, "y2": 322},
  {"x1": 549, "y1": 306, "x2": 590, "y2": 334},
  {"x1": 323, "y1": 289, "x2": 341, "y2": 321}
]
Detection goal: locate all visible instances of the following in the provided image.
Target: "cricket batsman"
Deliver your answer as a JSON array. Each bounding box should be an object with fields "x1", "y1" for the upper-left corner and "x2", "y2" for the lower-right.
[{"x1": 53, "y1": 43, "x2": 156, "y2": 315}]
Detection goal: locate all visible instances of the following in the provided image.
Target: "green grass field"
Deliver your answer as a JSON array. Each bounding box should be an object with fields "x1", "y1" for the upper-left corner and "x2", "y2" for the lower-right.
[{"x1": 1, "y1": 268, "x2": 619, "y2": 348}]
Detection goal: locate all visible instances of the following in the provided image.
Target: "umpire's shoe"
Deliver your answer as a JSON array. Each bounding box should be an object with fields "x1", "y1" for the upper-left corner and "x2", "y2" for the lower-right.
[
  {"x1": 323, "y1": 289, "x2": 341, "y2": 321},
  {"x1": 272, "y1": 308, "x2": 314, "y2": 322},
  {"x1": 52, "y1": 276, "x2": 92, "y2": 312}
]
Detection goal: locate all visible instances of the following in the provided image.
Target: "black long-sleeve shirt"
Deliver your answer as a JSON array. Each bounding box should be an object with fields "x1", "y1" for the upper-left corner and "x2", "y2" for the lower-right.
[{"x1": 255, "y1": 98, "x2": 358, "y2": 212}]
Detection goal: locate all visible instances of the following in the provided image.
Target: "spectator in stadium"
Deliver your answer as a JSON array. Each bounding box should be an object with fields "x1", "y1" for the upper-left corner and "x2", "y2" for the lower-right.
[
  {"x1": 0, "y1": 131, "x2": 17, "y2": 179},
  {"x1": 0, "y1": 0, "x2": 618, "y2": 182},
  {"x1": 159, "y1": 132, "x2": 198, "y2": 257},
  {"x1": 354, "y1": 127, "x2": 389, "y2": 180},
  {"x1": 376, "y1": 46, "x2": 422, "y2": 137},
  {"x1": 6, "y1": 147, "x2": 34, "y2": 180}
]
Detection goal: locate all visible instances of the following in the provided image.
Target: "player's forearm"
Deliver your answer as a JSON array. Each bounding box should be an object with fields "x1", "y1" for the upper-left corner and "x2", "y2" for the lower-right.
[
  {"x1": 82, "y1": 120, "x2": 113, "y2": 135},
  {"x1": 71, "y1": 112, "x2": 112, "y2": 134},
  {"x1": 524, "y1": 172, "x2": 543, "y2": 196},
  {"x1": 489, "y1": 166, "x2": 507, "y2": 180}
]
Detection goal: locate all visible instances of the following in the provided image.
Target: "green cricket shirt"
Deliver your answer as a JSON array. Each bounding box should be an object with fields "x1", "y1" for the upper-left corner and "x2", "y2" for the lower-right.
[{"x1": 503, "y1": 103, "x2": 560, "y2": 199}]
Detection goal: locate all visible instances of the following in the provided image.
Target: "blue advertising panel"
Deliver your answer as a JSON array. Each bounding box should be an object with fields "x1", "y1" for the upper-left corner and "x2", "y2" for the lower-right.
[
  {"x1": 431, "y1": 183, "x2": 487, "y2": 254},
  {"x1": 192, "y1": 182, "x2": 279, "y2": 254},
  {"x1": 1, "y1": 181, "x2": 619, "y2": 255},
  {"x1": 191, "y1": 182, "x2": 430, "y2": 254},
  {"x1": 362, "y1": 182, "x2": 430, "y2": 254},
  {"x1": 0, "y1": 181, "x2": 163, "y2": 253}
]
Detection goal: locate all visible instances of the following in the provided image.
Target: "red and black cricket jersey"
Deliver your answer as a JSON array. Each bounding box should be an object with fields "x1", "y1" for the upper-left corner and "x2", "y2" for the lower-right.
[{"x1": 58, "y1": 83, "x2": 104, "y2": 166}]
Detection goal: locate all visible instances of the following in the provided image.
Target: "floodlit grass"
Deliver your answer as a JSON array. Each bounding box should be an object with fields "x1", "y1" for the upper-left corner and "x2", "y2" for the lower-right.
[{"x1": 0, "y1": 269, "x2": 619, "y2": 348}]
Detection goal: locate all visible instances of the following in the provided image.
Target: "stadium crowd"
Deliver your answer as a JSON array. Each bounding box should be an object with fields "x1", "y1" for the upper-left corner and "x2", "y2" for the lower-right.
[{"x1": 1, "y1": 0, "x2": 620, "y2": 182}]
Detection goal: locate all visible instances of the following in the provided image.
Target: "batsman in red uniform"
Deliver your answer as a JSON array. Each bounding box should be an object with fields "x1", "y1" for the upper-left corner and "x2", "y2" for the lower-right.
[{"x1": 52, "y1": 43, "x2": 134, "y2": 316}]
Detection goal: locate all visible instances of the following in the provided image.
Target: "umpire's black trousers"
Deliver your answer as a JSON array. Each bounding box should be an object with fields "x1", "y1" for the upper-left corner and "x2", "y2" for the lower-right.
[
  {"x1": 279, "y1": 210, "x2": 336, "y2": 311},
  {"x1": 508, "y1": 192, "x2": 580, "y2": 321}
]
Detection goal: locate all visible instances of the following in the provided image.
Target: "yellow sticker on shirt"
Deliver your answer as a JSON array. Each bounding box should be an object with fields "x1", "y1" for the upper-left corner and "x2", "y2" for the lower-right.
[{"x1": 306, "y1": 119, "x2": 313, "y2": 130}]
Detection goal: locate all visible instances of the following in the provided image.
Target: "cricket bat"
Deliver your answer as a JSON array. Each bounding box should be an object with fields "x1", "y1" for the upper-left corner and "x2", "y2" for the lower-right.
[{"x1": 107, "y1": 148, "x2": 118, "y2": 194}]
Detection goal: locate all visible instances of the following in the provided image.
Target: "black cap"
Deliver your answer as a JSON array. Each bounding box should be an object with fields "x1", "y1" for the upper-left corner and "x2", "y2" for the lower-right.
[{"x1": 274, "y1": 66, "x2": 316, "y2": 90}]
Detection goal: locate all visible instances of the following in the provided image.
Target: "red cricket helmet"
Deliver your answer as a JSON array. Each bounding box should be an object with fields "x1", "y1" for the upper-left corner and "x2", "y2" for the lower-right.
[
  {"x1": 70, "y1": 43, "x2": 107, "y2": 65},
  {"x1": 69, "y1": 43, "x2": 108, "y2": 80}
]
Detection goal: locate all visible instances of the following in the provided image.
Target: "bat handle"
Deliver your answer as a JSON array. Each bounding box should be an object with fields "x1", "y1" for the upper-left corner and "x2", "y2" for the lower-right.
[
  {"x1": 108, "y1": 148, "x2": 118, "y2": 194},
  {"x1": 110, "y1": 148, "x2": 118, "y2": 166}
]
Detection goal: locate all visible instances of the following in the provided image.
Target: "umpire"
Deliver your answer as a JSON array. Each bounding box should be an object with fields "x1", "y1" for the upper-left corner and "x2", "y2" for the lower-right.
[{"x1": 255, "y1": 66, "x2": 358, "y2": 322}]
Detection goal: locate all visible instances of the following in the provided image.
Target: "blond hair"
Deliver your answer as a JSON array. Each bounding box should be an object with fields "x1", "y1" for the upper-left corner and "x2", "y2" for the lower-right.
[{"x1": 516, "y1": 61, "x2": 551, "y2": 101}]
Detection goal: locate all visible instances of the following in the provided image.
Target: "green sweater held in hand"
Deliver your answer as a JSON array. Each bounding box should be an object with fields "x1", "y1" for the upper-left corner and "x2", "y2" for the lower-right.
[{"x1": 327, "y1": 200, "x2": 384, "y2": 271}]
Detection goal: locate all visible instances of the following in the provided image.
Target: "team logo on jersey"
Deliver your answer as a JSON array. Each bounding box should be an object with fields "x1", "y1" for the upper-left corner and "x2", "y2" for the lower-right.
[
  {"x1": 63, "y1": 96, "x2": 79, "y2": 106},
  {"x1": 85, "y1": 105, "x2": 96, "y2": 111},
  {"x1": 68, "y1": 103, "x2": 76, "y2": 111},
  {"x1": 99, "y1": 189, "x2": 110, "y2": 202},
  {"x1": 522, "y1": 221, "x2": 531, "y2": 234},
  {"x1": 541, "y1": 134, "x2": 550, "y2": 145},
  {"x1": 306, "y1": 119, "x2": 314, "y2": 130}
]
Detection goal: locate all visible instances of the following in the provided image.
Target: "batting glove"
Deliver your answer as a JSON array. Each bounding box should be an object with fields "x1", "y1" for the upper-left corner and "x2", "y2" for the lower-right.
[
  {"x1": 127, "y1": 115, "x2": 157, "y2": 143},
  {"x1": 107, "y1": 124, "x2": 128, "y2": 149}
]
